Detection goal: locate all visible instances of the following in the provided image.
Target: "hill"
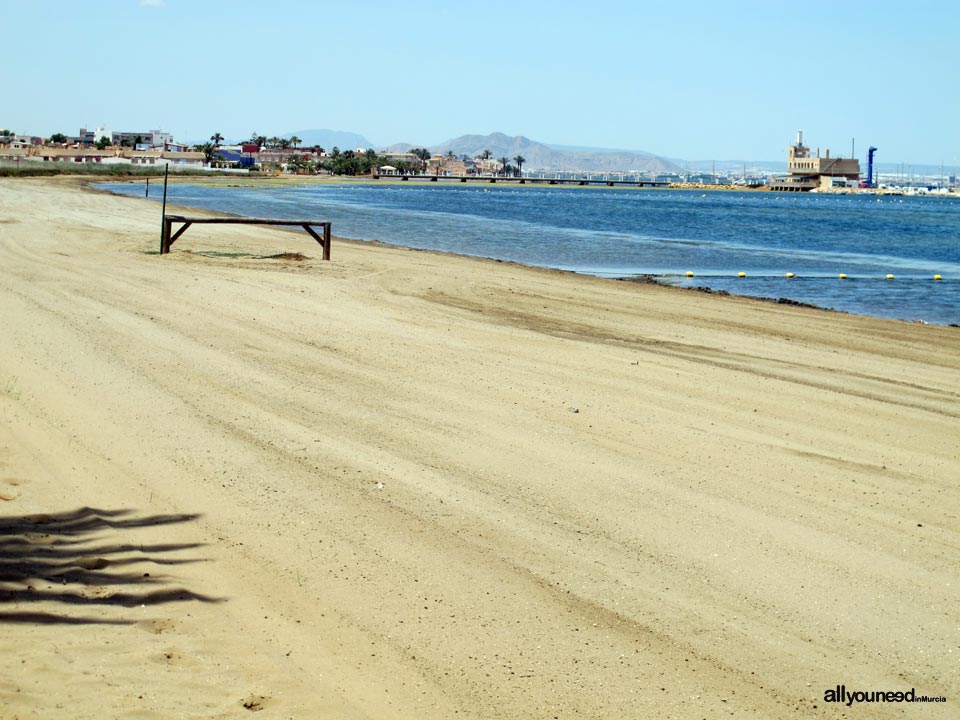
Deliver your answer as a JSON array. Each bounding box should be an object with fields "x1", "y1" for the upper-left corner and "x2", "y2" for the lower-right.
[
  {"x1": 390, "y1": 132, "x2": 681, "y2": 174},
  {"x1": 283, "y1": 128, "x2": 373, "y2": 150}
]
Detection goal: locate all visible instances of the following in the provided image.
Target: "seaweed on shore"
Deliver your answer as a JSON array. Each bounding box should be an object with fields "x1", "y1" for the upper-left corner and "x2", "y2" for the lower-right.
[
  {"x1": 766, "y1": 295, "x2": 831, "y2": 310},
  {"x1": 618, "y1": 274, "x2": 837, "y2": 312},
  {"x1": 696, "y1": 286, "x2": 835, "y2": 312}
]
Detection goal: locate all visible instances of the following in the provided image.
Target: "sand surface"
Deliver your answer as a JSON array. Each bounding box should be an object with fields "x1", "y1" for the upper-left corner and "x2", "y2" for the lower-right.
[{"x1": 1, "y1": 177, "x2": 957, "y2": 719}]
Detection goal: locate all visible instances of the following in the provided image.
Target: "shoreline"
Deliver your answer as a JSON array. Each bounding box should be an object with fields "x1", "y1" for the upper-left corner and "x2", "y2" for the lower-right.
[
  {"x1": 94, "y1": 175, "x2": 958, "y2": 327},
  {"x1": 2, "y1": 177, "x2": 958, "y2": 718}
]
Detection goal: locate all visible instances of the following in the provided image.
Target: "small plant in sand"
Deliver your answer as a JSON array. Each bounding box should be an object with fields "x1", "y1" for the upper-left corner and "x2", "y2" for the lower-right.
[{"x1": 2, "y1": 376, "x2": 21, "y2": 400}]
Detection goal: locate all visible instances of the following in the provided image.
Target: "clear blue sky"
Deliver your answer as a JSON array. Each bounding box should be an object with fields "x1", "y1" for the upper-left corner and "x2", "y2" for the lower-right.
[{"x1": 4, "y1": 1, "x2": 957, "y2": 165}]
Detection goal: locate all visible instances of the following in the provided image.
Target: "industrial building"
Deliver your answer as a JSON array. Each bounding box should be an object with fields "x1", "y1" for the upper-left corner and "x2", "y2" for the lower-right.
[{"x1": 769, "y1": 130, "x2": 860, "y2": 191}]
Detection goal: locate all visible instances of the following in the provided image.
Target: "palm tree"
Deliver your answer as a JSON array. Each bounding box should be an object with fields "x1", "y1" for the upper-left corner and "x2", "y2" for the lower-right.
[
  {"x1": 210, "y1": 132, "x2": 224, "y2": 147},
  {"x1": 473, "y1": 150, "x2": 493, "y2": 176},
  {"x1": 499, "y1": 157, "x2": 510, "y2": 177},
  {"x1": 290, "y1": 135, "x2": 301, "y2": 150},
  {"x1": 287, "y1": 153, "x2": 305, "y2": 174},
  {"x1": 277, "y1": 138, "x2": 292, "y2": 166},
  {"x1": 194, "y1": 142, "x2": 216, "y2": 164},
  {"x1": 261, "y1": 137, "x2": 280, "y2": 170},
  {"x1": 513, "y1": 155, "x2": 526, "y2": 177},
  {"x1": 409, "y1": 147, "x2": 430, "y2": 172}
]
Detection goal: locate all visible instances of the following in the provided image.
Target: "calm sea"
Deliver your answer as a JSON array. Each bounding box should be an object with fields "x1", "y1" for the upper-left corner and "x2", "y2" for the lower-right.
[{"x1": 101, "y1": 182, "x2": 960, "y2": 325}]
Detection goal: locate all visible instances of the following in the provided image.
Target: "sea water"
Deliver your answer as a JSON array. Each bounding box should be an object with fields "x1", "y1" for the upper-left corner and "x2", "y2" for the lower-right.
[{"x1": 101, "y1": 182, "x2": 960, "y2": 325}]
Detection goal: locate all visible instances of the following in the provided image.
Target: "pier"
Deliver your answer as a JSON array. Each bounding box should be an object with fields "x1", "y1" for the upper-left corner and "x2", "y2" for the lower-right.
[{"x1": 371, "y1": 174, "x2": 668, "y2": 188}]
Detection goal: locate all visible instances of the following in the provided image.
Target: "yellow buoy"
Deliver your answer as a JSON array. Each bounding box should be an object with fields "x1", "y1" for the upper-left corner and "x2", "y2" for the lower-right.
[
  {"x1": 737, "y1": 272, "x2": 746, "y2": 278},
  {"x1": 838, "y1": 274, "x2": 847, "y2": 279},
  {"x1": 685, "y1": 271, "x2": 694, "y2": 278},
  {"x1": 886, "y1": 274, "x2": 895, "y2": 280},
  {"x1": 934, "y1": 274, "x2": 942, "y2": 281},
  {"x1": 785, "y1": 272, "x2": 795, "y2": 279}
]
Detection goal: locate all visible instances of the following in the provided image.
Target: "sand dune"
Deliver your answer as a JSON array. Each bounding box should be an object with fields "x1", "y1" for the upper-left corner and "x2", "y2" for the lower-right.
[{"x1": 1, "y1": 177, "x2": 957, "y2": 718}]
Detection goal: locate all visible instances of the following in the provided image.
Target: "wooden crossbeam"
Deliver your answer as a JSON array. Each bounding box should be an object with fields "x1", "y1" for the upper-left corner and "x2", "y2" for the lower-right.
[{"x1": 160, "y1": 216, "x2": 332, "y2": 259}]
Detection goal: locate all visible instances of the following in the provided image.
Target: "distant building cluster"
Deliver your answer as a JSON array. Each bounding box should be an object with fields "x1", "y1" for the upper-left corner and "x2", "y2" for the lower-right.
[
  {"x1": 419, "y1": 155, "x2": 502, "y2": 177},
  {"x1": 0, "y1": 125, "x2": 524, "y2": 177},
  {"x1": 0, "y1": 127, "x2": 205, "y2": 168},
  {"x1": 0, "y1": 125, "x2": 954, "y2": 193},
  {"x1": 0, "y1": 125, "x2": 439, "y2": 175}
]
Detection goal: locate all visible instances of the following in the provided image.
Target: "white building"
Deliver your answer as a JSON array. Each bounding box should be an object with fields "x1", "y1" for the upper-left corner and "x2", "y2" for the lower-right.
[
  {"x1": 76, "y1": 127, "x2": 175, "y2": 149},
  {"x1": 113, "y1": 129, "x2": 174, "y2": 149},
  {"x1": 79, "y1": 127, "x2": 112, "y2": 145}
]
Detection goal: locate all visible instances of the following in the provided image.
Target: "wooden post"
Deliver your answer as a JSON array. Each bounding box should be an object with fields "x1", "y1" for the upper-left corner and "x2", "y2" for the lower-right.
[
  {"x1": 159, "y1": 163, "x2": 169, "y2": 253},
  {"x1": 145, "y1": 177, "x2": 149, "y2": 197},
  {"x1": 323, "y1": 223, "x2": 331, "y2": 261}
]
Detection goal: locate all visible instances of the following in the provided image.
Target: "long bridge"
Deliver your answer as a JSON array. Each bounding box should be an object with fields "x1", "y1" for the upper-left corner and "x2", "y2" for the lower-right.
[{"x1": 371, "y1": 173, "x2": 668, "y2": 187}]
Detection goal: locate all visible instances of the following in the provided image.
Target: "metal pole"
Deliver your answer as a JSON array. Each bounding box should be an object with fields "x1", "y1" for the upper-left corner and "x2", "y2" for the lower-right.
[{"x1": 159, "y1": 163, "x2": 169, "y2": 253}]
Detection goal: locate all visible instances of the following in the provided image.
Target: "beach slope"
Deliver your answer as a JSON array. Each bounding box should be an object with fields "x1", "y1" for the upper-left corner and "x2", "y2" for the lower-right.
[{"x1": 0, "y1": 178, "x2": 957, "y2": 718}]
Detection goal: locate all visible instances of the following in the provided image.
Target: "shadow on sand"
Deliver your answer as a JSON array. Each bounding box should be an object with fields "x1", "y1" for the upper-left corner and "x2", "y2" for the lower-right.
[{"x1": 0, "y1": 507, "x2": 220, "y2": 625}]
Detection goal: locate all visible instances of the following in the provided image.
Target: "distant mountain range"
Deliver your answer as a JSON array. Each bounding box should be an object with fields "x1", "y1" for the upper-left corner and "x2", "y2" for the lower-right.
[
  {"x1": 282, "y1": 128, "x2": 373, "y2": 151},
  {"x1": 280, "y1": 129, "x2": 680, "y2": 173},
  {"x1": 389, "y1": 132, "x2": 681, "y2": 174},
  {"x1": 224, "y1": 129, "x2": 954, "y2": 177}
]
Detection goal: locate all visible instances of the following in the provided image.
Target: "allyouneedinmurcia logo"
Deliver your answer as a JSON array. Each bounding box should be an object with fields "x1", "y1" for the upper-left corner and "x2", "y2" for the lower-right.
[{"x1": 824, "y1": 685, "x2": 947, "y2": 706}]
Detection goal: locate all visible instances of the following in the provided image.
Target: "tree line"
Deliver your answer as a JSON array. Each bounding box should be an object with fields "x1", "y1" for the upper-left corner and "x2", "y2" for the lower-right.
[
  {"x1": 186, "y1": 132, "x2": 530, "y2": 176},
  {"x1": 407, "y1": 147, "x2": 527, "y2": 177}
]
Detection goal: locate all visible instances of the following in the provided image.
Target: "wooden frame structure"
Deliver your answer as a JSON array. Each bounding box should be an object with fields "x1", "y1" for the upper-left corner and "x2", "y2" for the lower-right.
[{"x1": 161, "y1": 215, "x2": 332, "y2": 259}]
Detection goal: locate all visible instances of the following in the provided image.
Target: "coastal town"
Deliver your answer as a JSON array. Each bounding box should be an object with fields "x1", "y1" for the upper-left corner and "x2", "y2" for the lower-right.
[
  {"x1": 0, "y1": 125, "x2": 957, "y2": 194},
  {"x1": 0, "y1": 127, "x2": 506, "y2": 177}
]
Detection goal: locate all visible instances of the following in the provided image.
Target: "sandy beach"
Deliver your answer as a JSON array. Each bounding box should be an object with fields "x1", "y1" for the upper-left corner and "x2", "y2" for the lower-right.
[{"x1": 1, "y1": 177, "x2": 957, "y2": 719}]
